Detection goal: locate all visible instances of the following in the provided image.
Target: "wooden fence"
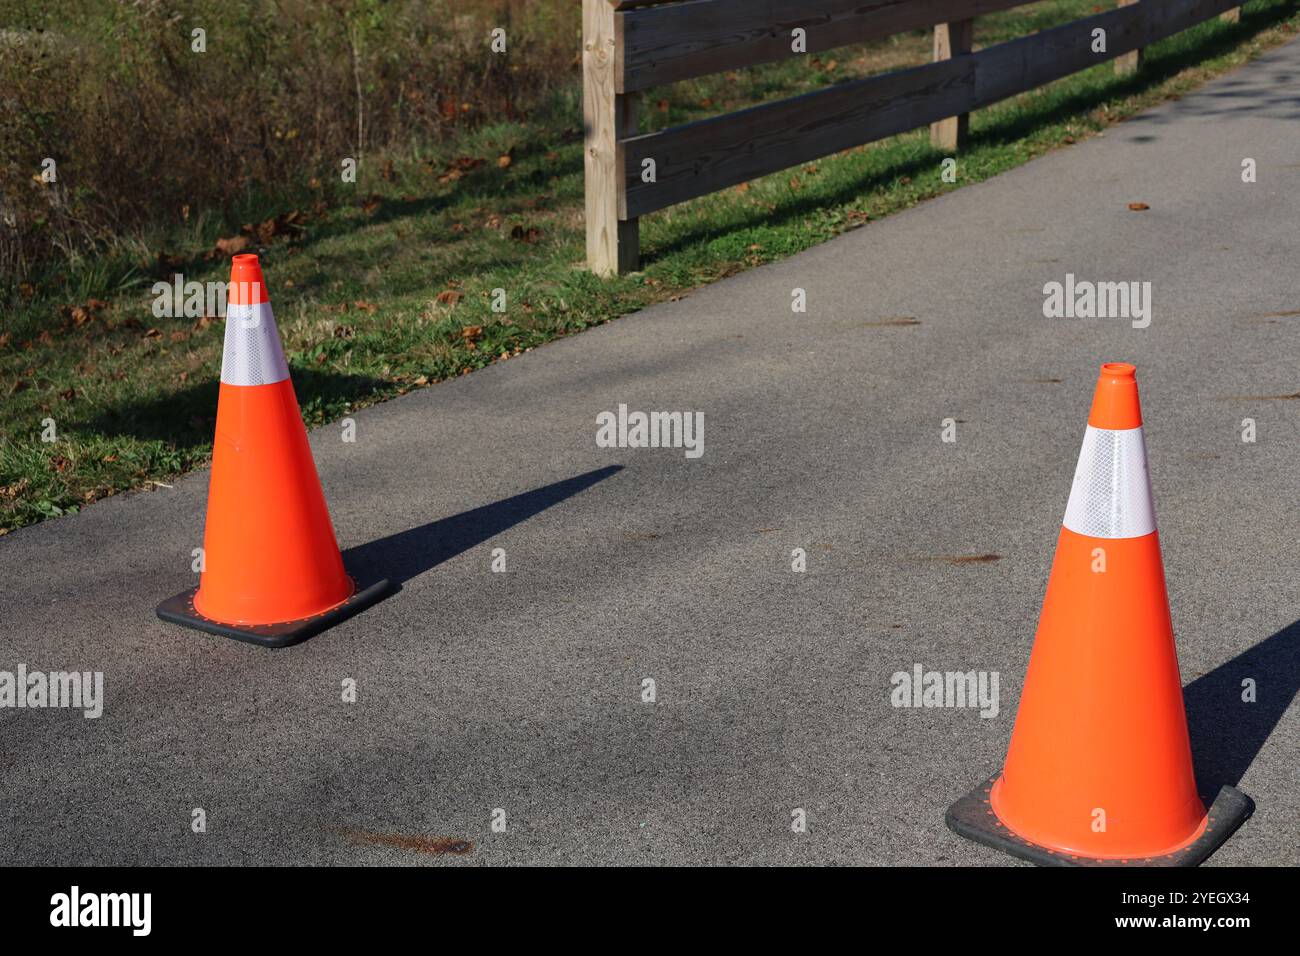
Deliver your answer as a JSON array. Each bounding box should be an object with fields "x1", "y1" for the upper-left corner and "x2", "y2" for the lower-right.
[{"x1": 583, "y1": 0, "x2": 1244, "y2": 275}]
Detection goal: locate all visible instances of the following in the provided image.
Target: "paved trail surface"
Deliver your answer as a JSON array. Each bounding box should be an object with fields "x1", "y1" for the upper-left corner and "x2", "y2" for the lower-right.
[{"x1": 2, "y1": 40, "x2": 1297, "y2": 865}]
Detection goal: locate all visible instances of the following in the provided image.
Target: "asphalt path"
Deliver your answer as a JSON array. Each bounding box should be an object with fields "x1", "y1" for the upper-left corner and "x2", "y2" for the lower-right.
[{"x1": 1, "y1": 39, "x2": 1297, "y2": 865}]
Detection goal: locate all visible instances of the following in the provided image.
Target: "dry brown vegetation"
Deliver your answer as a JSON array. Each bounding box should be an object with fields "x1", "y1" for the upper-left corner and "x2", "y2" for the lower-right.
[{"x1": 0, "y1": 0, "x2": 574, "y2": 279}]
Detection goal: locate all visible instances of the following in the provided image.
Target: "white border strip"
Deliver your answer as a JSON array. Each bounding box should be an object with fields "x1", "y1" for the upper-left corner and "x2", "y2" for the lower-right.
[
  {"x1": 1062, "y1": 425, "x2": 1156, "y2": 539},
  {"x1": 220, "y1": 301, "x2": 290, "y2": 386}
]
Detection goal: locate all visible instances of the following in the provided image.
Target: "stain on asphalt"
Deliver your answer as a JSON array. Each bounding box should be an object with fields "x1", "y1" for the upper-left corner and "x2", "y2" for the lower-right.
[
  {"x1": 335, "y1": 829, "x2": 473, "y2": 856},
  {"x1": 861, "y1": 316, "x2": 920, "y2": 327}
]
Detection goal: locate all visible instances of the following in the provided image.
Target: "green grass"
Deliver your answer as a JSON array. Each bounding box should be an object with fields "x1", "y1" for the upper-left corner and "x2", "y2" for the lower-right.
[{"x1": 1, "y1": 0, "x2": 1297, "y2": 533}]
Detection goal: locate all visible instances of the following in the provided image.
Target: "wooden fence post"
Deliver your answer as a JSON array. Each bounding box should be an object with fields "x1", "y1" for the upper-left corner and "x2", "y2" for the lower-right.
[
  {"x1": 930, "y1": 20, "x2": 973, "y2": 151},
  {"x1": 1115, "y1": 0, "x2": 1144, "y2": 75},
  {"x1": 583, "y1": 0, "x2": 639, "y2": 276}
]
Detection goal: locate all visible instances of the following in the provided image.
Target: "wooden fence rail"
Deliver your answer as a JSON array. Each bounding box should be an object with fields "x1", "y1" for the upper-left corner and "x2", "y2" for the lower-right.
[{"x1": 584, "y1": 0, "x2": 1244, "y2": 276}]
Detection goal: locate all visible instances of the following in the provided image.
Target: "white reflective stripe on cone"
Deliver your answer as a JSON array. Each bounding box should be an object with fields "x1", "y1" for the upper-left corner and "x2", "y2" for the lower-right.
[
  {"x1": 1061, "y1": 425, "x2": 1157, "y2": 539},
  {"x1": 220, "y1": 301, "x2": 290, "y2": 386}
]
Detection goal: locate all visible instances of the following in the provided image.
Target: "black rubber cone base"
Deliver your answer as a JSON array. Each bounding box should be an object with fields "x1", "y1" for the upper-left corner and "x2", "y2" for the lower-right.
[
  {"x1": 156, "y1": 576, "x2": 393, "y2": 648},
  {"x1": 946, "y1": 774, "x2": 1253, "y2": 867}
]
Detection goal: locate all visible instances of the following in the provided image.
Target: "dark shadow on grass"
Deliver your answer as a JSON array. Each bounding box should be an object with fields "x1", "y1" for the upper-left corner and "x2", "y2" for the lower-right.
[
  {"x1": 1184, "y1": 618, "x2": 1300, "y2": 794},
  {"x1": 640, "y1": 2, "x2": 1296, "y2": 267},
  {"x1": 342, "y1": 465, "x2": 622, "y2": 588},
  {"x1": 279, "y1": 134, "x2": 576, "y2": 259},
  {"x1": 640, "y1": 151, "x2": 942, "y2": 267},
  {"x1": 79, "y1": 367, "x2": 389, "y2": 447}
]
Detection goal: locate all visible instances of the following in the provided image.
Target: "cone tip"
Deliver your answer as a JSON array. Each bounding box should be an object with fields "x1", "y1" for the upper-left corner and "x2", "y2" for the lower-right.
[
  {"x1": 1089, "y1": 361, "x2": 1142, "y2": 429},
  {"x1": 229, "y1": 254, "x2": 268, "y2": 305},
  {"x1": 1100, "y1": 361, "x2": 1136, "y2": 379}
]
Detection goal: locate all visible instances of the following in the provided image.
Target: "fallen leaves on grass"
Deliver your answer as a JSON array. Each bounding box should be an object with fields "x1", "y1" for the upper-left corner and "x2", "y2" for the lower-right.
[
  {"x1": 215, "y1": 234, "x2": 250, "y2": 256},
  {"x1": 249, "y1": 209, "x2": 306, "y2": 244},
  {"x1": 438, "y1": 157, "x2": 486, "y2": 183},
  {"x1": 65, "y1": 299, "x2": 108, "y2": 328},
  {"x1": 436, "y1": 289, "x2": 463, "y2": 306},
  {"x1": 510, "y1": 224, "x2": 541, "y2": 243},
  {"x1": 0, "y1": 482, "x2": 27, "y2": 505}
]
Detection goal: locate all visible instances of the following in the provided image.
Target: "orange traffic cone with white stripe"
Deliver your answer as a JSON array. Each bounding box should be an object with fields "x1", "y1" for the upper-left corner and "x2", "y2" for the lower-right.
[
  {"x1": 156, "y1": 254, "x2": 391, "y2": 647},
  {"x1": 947, "y1": 363, "x2": 1251, "y2": 865}
]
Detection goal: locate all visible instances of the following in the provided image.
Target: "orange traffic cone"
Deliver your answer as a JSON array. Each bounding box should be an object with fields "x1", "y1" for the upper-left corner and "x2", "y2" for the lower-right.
[
  {"x1": 157, "y1": 254, "x2": 391, "y2": 647},
  {"x1": 947, "y1": 363, "x2": 1251, "y2": 865}
]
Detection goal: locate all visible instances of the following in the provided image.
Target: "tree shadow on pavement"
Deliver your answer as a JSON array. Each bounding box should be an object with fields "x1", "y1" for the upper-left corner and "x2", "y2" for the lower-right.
[
  {"x1": 343, "y1": 465, "x2": 622, "y2": 589},
  {"x1": 1184, "y1": 618, "x2": 1299, "y2": 795}
]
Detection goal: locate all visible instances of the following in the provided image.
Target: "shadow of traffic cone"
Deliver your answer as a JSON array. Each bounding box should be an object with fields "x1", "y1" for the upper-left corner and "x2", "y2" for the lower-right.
[
  {"x1": 156, "y1": 254, "x2": 391, "y2": 647},
  {"x1": 947, "y1": 363, "x2": 1252, "y2": 865}
]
